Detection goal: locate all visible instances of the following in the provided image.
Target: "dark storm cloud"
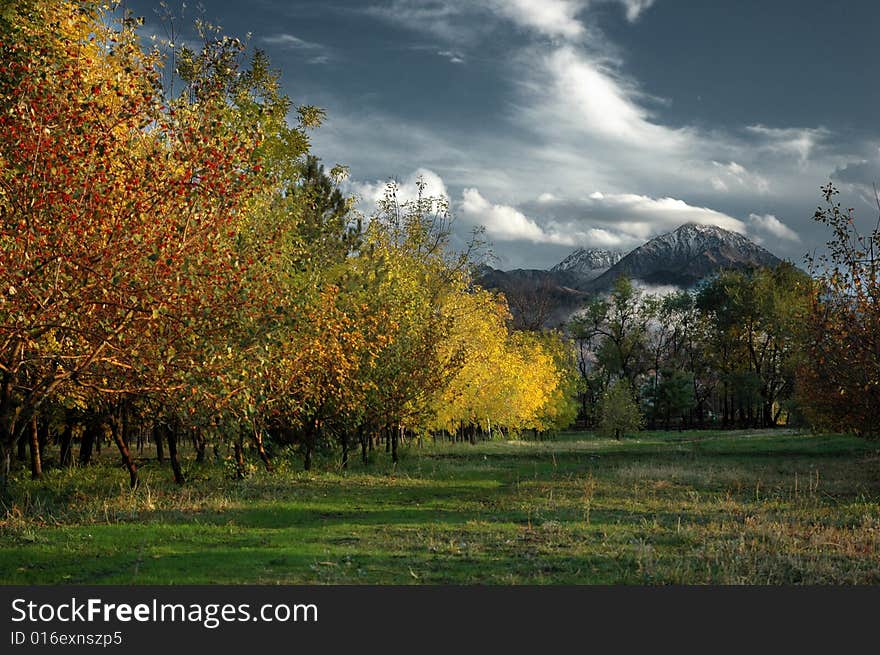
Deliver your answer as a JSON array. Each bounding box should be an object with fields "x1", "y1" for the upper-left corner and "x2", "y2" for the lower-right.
[{"x1": 832, "y1": 152, "x2": 880, "y2": 193}]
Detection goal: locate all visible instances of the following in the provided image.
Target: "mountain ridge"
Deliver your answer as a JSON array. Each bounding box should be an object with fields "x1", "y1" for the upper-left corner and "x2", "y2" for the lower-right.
[
  {"x1": 550, "y1": 247, "x2": 623, "y2": 279},
  {"x1": 476, "y1": 222, "x2": 785, "y2": 328},
  {"x1": 584, "y1": 222, "x2": 782, "y2": 291}
]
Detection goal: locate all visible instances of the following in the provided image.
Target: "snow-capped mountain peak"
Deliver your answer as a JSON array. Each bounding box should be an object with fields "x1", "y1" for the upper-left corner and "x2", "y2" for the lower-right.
[
  {"x1": 550, "y1": 247, "x2": 623, "y2": 275},
  {"x1": 588, "y1": 222, "x2": 781, "y2": 289}
]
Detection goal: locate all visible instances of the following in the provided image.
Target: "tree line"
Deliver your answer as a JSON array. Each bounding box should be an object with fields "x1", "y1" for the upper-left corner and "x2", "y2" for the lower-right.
[
  {"x1": 570, "y1": 264, "x2": 809, "y2": 433},
  {"x1": 568, "y1": 192, "x2": 880, "y2": 440},
  {"x1": 0, "y1": 1, "x2": 576, "y2": 489}
]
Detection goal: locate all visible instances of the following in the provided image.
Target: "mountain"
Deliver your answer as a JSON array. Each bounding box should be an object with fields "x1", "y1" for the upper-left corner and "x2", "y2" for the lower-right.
[
  {"x1": 586, "y1": 222, "x2": 782, "y2": 291},
  {"x1": 550, "y1": 247, "x2": 623, "y2": 280},
  {"x1": 475, "y1": 222, "x2": 786, "y2": 327}
]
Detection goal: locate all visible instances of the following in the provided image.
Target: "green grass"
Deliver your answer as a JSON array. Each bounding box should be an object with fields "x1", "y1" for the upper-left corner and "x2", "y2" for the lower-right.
[{"x1": 2, "y1": 429, "x2": 880, "y2": 584}]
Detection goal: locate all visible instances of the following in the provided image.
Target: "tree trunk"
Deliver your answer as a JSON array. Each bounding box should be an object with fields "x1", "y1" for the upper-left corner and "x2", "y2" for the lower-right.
[
  {"x1": 722, "y1": 382, "x2": 730, "y2": 427},
  {"x1": 341, "y1": 432, "x2": 349, "y2": 470},
  {"x1": 304, "y1": 443, "x2": 312, "y2": 471},
  {"x1": 0, "y1": 441, "x2": 10, "y2": 493},
  {"x1": 28, "y1": 415, "x2": 42, "y2": 480},
  {"x1": 166, "y1": 423, "x2": 185, "y2": 485},
  {"x1": 763, "y1": 400, "x2": 774, "y2": 428},
  {"x1": 110, "y1": 416, "x2": 138, "y2": 488},
  {"x1": 194, "y1": 427, "x2": 206, "y2": 463},
  {"x1": 252, "y1": 429, "x2": 273, "y2": 472},
  {"x1": 79, "y1": 421, "x2": 96, "y2": 466},
  {"x1": 59, "y1": 419, "x2": 74, "y2": 467},
  {"x1": 359, "y1": 425, "x2": 368, "y2": 465},
  {"x1": 37, "y1": 417, "x2": 49, "y2": 463},
  {"x1": 391, "y1": 426, "x2": 399, "y2": 464},
  {"x1": 0, "y1": 378, "x2": 14, "y2": 490},
  {"x1": 233, "y1": 437, "x2": 246, "y2": 479},
  {"x1": 303, "y1": 421, "x2": 314, "y2": 471},
  {"x1": 122, "y1": 406, "x2": 132, "y2": 447}
]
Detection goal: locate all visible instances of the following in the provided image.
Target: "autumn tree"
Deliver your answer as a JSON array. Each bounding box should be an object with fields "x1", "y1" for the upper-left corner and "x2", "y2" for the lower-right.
[
  {"x1": 799, "y1": 184, "x2": 880, "y2": 437},
  {"x1": 430, "y1": 286, "x2": 512, "y2": 438},
  {"x1": 0, "y1": 1, "x2": 320, "y2": 485},
  {"x1": 526, "y1": 330, "x2": 579, "y2": 433},
  {"x1": 352, "y1": 179, "x2": 468, "y2": 462},
  {"x1": 0, "y1": 0, "x2": 193, "y2": 483}
]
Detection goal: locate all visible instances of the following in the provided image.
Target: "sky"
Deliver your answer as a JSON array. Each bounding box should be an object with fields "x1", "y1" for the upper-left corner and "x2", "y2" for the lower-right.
[{"x1": 124, "y1": 0, "x2": 880, "y2": 269}]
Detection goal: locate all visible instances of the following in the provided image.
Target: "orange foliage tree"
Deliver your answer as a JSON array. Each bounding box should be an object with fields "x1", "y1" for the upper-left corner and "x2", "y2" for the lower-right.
[
  {"x1": 0, "y1": 1, "x2": 291, "y2": 483},
  {"x1": 800, "y1": 184, "x2": 880, "y2": 437}
]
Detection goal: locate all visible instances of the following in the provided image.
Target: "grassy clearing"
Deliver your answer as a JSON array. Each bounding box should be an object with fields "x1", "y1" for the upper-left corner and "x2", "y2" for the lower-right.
[{"x1": 1, "y1": 429, "x2": 879, "y2": 584}]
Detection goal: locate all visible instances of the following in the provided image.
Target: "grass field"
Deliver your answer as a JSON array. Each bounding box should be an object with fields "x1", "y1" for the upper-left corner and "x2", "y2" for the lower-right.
[{"x1": 1, "y1": 429, "x2": 879, "y2": 584}]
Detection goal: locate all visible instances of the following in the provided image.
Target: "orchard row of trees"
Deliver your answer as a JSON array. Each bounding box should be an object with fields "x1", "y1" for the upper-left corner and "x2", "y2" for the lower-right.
[
  {"x1": 569, "y1": 190, "x2": 880, "y2": 439},
  {"x1": 0, "y1": 1, "x2": 576, "y2": 488}
]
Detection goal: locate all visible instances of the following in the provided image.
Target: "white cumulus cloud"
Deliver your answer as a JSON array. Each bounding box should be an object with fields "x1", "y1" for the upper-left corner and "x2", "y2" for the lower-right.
[
  {"x1": 347, "y1": 168, "x2": 450, "y2": 213},
  {"x1": 461, "y1": 187, "x2": 566, "y2": 243},
  {"x1": 526, "y1": 191, "x2": 746, "y2": 238},
  {"x1": 748, "y1": 213, "x2": 801, "y2": 242},
  {"x1": 318, "y1": 1, "x2": 840, "y2": 268},
  {"x1": 710, "y1": 161, "x2": 770, "y2": 194},
  {"x1": 460, "y1": 183, "x2": 746, "y2": 249}
]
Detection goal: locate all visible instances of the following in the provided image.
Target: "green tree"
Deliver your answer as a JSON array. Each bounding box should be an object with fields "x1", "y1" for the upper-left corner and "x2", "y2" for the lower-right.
[
  {"x1": 597, "y1": 380, "x2": 644, "y2": 440},
  {"x1": 696, "y1": 263, "x2": 809, "y2": 428},
  {"x1": 655, "y1": 369, "x2": 695, "y2": 429},
  {"x1": 569, "y1": 276, "x2": 649, "y2": 426}
]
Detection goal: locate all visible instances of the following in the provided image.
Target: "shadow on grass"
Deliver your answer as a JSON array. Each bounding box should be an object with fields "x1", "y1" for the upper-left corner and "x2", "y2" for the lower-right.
[{"x1": 3, "y1": 428, "x2": 879, "y2": 584}]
